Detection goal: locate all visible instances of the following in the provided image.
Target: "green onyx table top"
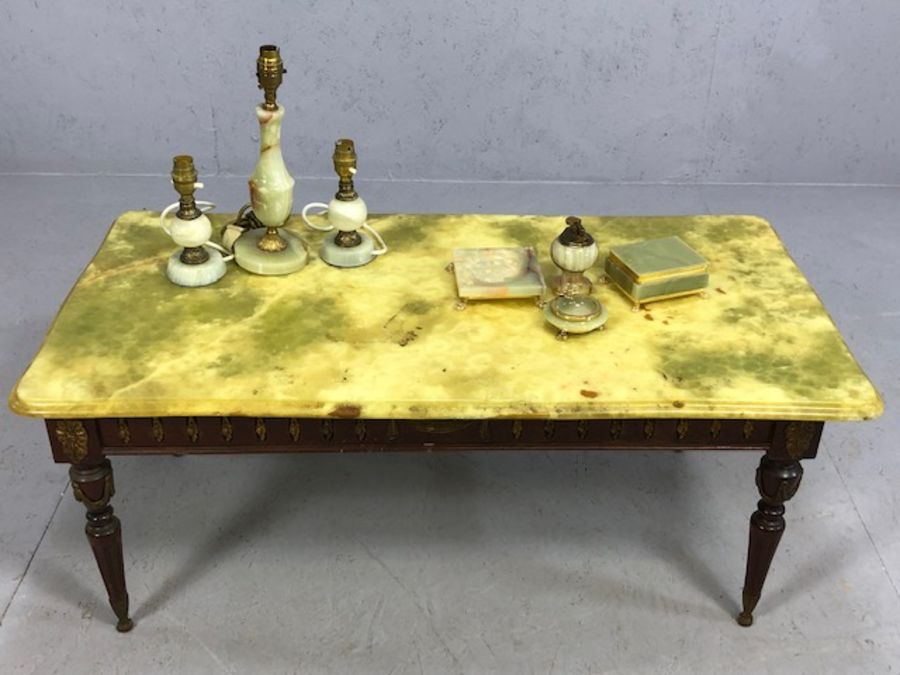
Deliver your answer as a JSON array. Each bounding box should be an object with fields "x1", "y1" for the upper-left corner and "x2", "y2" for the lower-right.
[{"x1": 10, "y1": 211, "x2": 883, "y2": 421}]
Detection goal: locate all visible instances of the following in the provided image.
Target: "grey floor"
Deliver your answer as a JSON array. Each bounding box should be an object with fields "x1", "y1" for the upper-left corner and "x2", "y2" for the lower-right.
[{"x1": 0, "y1": 177, "x2": 898, "y2": 674}]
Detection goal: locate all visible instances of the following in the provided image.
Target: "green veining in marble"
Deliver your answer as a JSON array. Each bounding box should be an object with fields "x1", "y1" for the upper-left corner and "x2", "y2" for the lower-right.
[{"x1": 9, "y1": 211, "x2": 883, "y2": 421}]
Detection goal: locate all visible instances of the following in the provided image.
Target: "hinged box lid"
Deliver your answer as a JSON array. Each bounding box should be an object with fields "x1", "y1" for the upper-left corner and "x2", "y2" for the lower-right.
[{"x1": 607, "y1": 235, "x2": 708, "y2": 284}]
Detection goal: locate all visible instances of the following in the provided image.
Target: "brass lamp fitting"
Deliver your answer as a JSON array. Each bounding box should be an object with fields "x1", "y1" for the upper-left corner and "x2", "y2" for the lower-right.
[
  {"x1": 256, "y1": 44, "x2": 285, "y2": 111},
  {"x1": 170, "y1": 155, "x2": 208, "y2": 265},
  {"x1": 333, "y1": 138, "x2": 358, "y2": 201},
  {"x1": 171, "y1": 155, "x2": 200, "y2": 221}
]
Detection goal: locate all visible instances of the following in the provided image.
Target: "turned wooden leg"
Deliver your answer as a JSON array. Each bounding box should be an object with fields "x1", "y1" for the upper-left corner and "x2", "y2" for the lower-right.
[
  {"x1": 737, "y1": 455, "x2": 803, "y2": 626},
  {"x1": 70, "y1": 460, "x2": 133, "y2": 632}
]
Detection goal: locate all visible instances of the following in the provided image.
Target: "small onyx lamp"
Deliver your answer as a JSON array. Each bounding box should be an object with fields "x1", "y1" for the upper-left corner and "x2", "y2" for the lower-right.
[
  {"x1": 233, "y1": 44, "x2": 308, "y2": 275},
  {"x1": 301, "y1": 139, "x2": 388, "y2": 268},
  {"x1": 159, "y1": 155, "x2": 228, "y2": 287},
  {"x1": 543, "y1": 216, "x2": 608, "y2": 339}
]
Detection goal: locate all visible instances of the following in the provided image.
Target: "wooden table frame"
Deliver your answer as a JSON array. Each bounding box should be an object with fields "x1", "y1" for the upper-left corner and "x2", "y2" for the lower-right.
[{"x1": 47, "y1": 415, "x2": 822, "y2": 633}]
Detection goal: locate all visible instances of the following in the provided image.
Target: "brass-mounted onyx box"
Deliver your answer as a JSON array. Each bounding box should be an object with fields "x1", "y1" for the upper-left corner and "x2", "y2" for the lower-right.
[{"x1": 605, "y1": 235, "x2": 709, "y2": 308}]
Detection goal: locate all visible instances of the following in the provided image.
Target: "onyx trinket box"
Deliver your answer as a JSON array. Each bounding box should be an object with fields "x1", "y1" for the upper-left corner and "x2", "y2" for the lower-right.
[{"x1": 605, "y1": 235, "x2": 709, "y2": 309}]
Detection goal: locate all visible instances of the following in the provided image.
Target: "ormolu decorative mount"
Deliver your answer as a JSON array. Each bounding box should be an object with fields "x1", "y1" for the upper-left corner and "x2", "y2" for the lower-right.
[{"x1": 55, "y1": 420, "x2": 88, "y2": 462}]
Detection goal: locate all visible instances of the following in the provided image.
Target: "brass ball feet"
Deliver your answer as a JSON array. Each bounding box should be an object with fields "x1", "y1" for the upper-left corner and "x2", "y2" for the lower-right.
[
  {"x1": 116, "y1": 616, "x2": 135, "y2": 633},
  {"x1": 736, "y1": 611, "x2": 753, "y2": 627}
]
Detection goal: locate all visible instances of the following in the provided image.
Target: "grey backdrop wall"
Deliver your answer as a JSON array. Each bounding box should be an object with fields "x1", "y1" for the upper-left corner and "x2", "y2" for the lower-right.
[{"x1": 2, "y1": 0, "x2": 899, "y2": 184}]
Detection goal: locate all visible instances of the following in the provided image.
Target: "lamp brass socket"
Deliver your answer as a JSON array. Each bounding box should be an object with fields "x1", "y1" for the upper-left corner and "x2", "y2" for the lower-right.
[
  {"x1": 171, "y1": 155, "x2": 200, "y2": 221},
  {"x1": 333, "y1": 138, "x2": 358, "y2": 201},
  {"x1": 256, "y1": 44, "x2": 285, "y2": 111}
]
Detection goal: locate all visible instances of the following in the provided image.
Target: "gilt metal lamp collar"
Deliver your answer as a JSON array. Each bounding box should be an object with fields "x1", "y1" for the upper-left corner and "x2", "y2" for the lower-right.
[
  {"x1": 171, "y1": 155, "x2": 200, "y2": 221},
  {"x1": 333, "y1": 138, "x2": 359, "y2": 201},
  {"x1": 256, "y1": 44, "x2": 285, "y2": 111}
]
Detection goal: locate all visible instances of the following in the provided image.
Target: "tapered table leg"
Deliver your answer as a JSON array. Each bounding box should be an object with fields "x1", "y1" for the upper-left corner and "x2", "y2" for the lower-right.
[
  {"x1": 737, "y1": 454, "x2": 803, "y2": 627},
  {"x1": 70, "y1": 460, "x2": 133, "y2": 632}
]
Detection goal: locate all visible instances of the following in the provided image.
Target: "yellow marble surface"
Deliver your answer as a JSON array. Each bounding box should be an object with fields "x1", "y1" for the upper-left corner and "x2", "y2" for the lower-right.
[{"x1": 10, "y1": 211, "x2": 883, "y2": 421}]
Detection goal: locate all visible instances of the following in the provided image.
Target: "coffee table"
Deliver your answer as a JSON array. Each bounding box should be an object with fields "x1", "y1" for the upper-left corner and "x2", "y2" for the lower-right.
[{"x1": 9, "y1": 211, "x2": 882, "y2": 632}]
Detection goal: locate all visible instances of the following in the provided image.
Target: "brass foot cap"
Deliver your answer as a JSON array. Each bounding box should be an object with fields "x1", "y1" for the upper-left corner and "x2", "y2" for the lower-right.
[
  {"x1": 257, "y1": 228, "x2": 289, "y2": 252},
  {"x1": 736, "y1": 612, "x2": 753, "y2": 627},
  {"x1": 116, "y1": 617, "x2": 135, "y2": 633}
]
